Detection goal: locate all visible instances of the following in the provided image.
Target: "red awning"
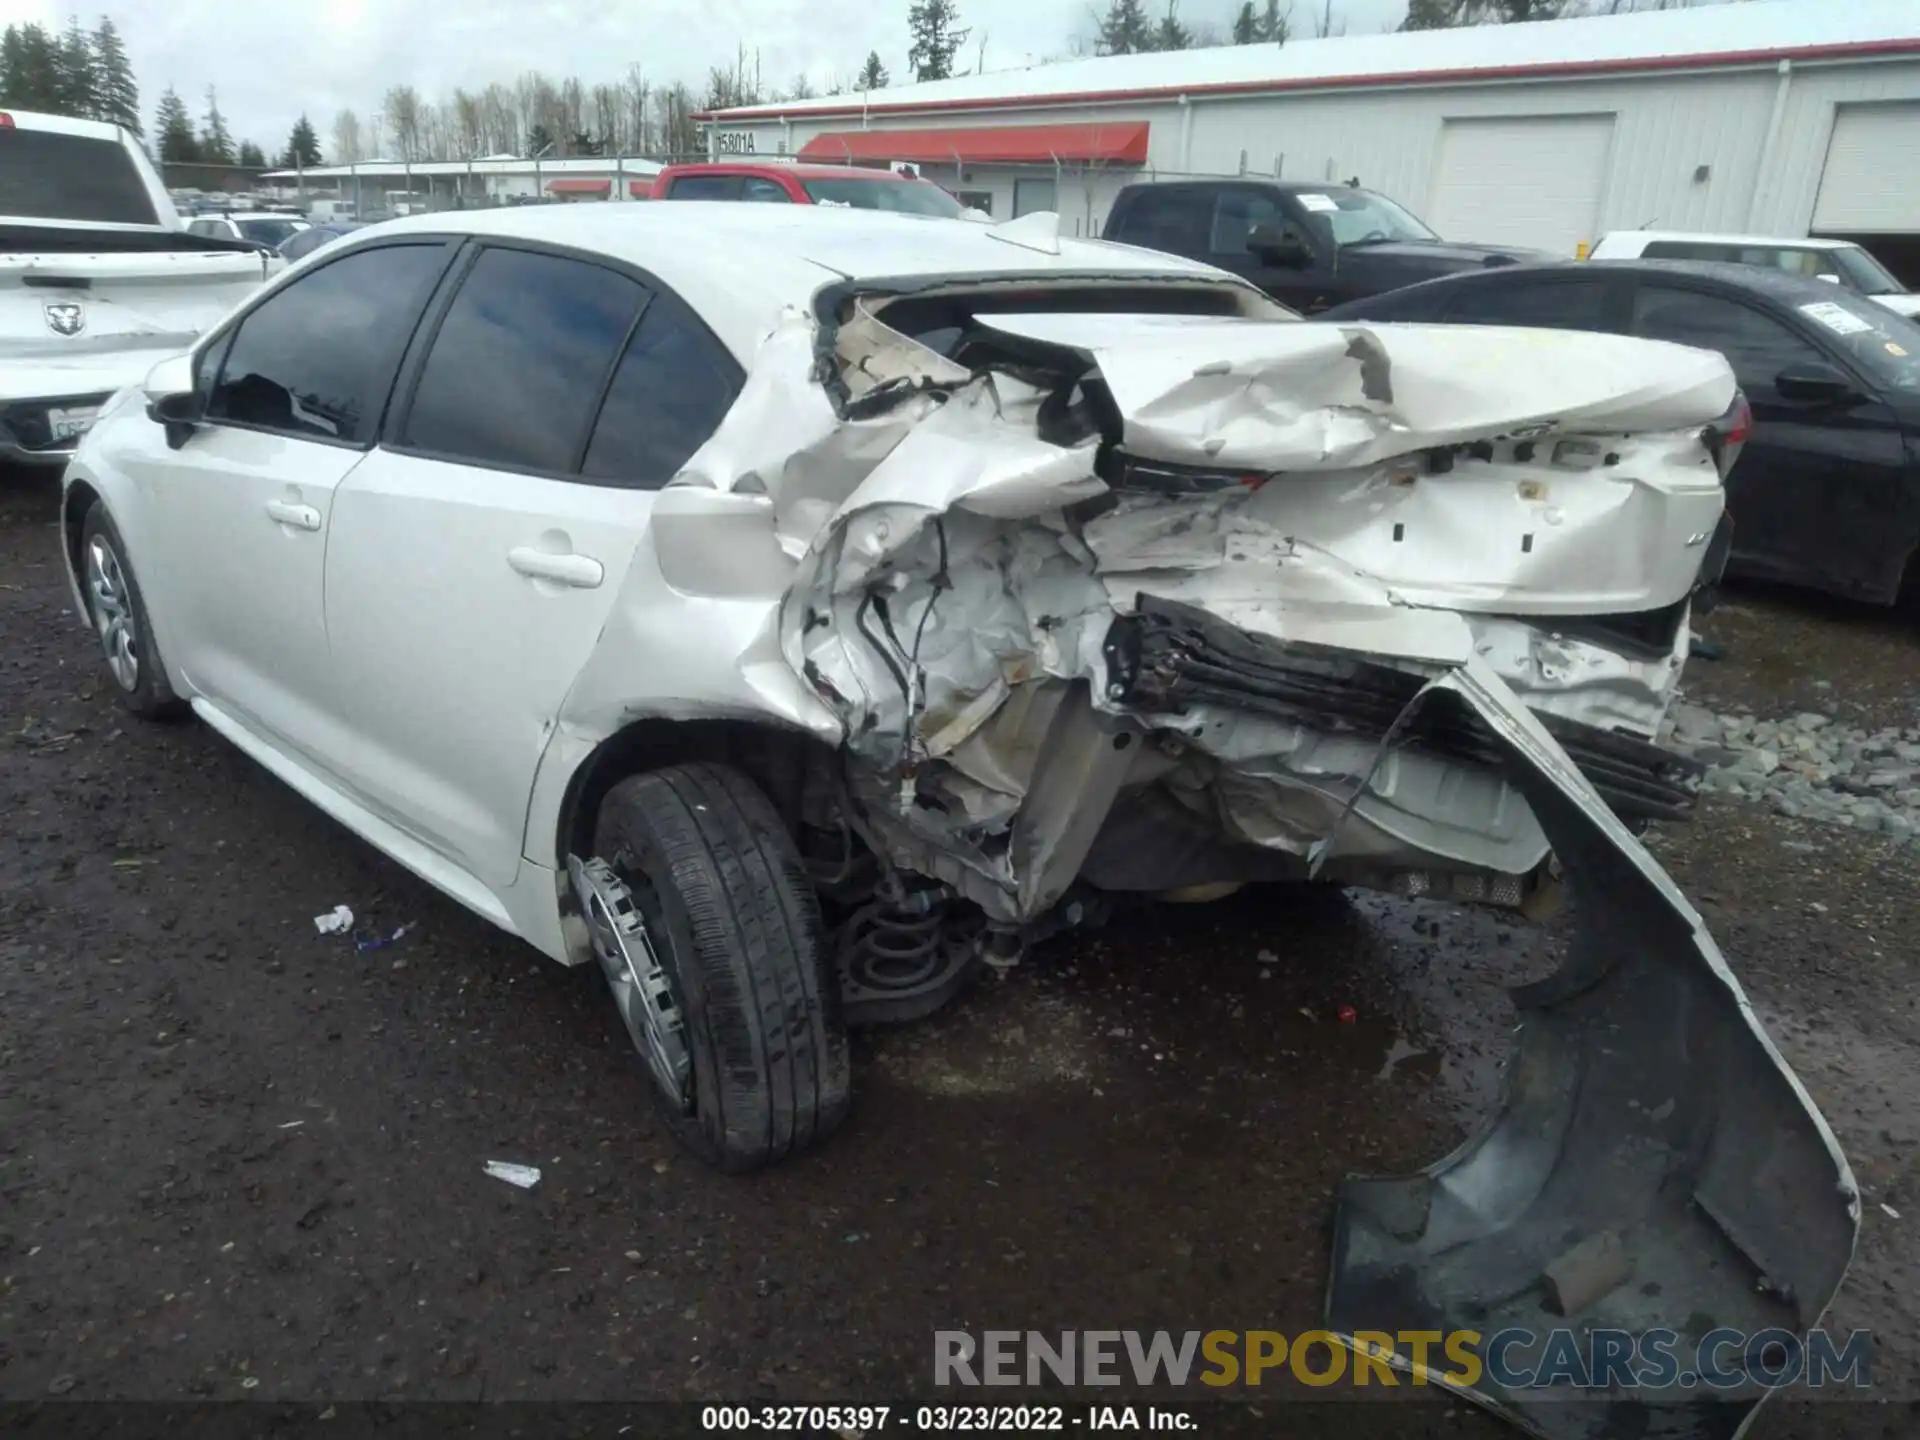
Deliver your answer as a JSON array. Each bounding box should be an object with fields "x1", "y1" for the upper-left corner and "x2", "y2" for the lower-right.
[
  {"x1": 547, "y1": 178, "x2": 612, "y2": 195},
  {"x1": 797, "y1": 121, "x2": 1149, "y2": 167}
]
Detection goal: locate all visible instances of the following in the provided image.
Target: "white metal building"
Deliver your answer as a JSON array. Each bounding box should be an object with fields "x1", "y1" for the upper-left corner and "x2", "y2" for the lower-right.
[
  {"x1": 699, "y1": 0, "x2": 1920, "y2": 268},
  {"x1": 258, "y1": 155, "x2": 665, "y2": 210}
]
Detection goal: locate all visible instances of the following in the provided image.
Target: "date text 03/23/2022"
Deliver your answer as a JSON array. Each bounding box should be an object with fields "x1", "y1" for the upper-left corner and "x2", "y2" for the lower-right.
[{"x1": 699, "y1": 1405, "x2": 1196, "y2": 1432}]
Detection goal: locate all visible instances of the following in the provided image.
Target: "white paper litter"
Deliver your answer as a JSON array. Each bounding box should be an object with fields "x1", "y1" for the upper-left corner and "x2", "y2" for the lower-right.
[
  {"x1": 1882, "y1": 1202, "x2": 1901, "y2": 1220},
  {"x1": 312, "y1": 905, "x2": 353, "y2": 935},
  {"x1": 484, "y1": 1160, "x2": 542, "y2": 1189}
]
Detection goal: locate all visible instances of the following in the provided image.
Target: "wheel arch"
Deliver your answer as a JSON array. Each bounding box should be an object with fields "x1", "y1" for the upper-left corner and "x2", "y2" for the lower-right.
[
  {"x1": 551, "y1": 715, "x2": 834, "y2": 871},
  {"x1": 61, "y1": 476, "x2": 102, "y2": 601}
]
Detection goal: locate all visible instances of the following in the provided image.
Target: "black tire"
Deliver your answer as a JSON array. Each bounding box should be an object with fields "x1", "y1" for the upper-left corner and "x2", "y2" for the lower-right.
[
  {"x1": 594, "y1": 762, "x2": 851, "y2": 1172},
  {"x1": 78, "y1": 500, "x2": 187, "y2": 721}
]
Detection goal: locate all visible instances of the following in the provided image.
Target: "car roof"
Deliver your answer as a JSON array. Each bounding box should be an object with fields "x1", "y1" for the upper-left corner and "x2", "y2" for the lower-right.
[
  {"x1": 660, "y1": 162, "x2": 931, "y2": 182},
  {"x1": 356, "y1": 202, "x2": 1227, "y2": 360},
  {"x1": 1600, "y1": 230, "x2": 1857, "y2": 251},
  {"x1": 1333, "y1": 257, "x2": 1870, "y2": 312}
]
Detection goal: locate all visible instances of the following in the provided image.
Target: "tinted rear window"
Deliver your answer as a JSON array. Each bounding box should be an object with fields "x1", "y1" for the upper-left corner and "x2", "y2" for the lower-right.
[{"x1": 0, "y1": 128, "x2": 158, "y2": 224}]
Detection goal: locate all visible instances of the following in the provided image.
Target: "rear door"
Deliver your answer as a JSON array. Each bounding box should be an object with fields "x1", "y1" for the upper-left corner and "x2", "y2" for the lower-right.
[
  {"x1": 320, "y1": 241, "x2": 742, "y2": 888},
  {"x1": 1625, "y1": 279, "x2": 1908, "y2": 597},
  {"x1": 130, "y1": 239, "x2": 453, "y2": 757}
]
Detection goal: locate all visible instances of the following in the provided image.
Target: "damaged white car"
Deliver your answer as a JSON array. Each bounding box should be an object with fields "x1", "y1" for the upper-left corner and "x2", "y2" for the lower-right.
[{"x1": 63, "y1": 204, "x2": 1853, "y2": 1438}]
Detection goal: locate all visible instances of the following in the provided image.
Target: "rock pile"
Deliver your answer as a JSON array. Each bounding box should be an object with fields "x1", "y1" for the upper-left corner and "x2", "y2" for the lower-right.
[{"x1": 1662, "y1": 703, "x2": 1920, "y2": 843}]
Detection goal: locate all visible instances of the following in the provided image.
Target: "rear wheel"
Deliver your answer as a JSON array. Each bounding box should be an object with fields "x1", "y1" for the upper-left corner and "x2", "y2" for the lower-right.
[
  {"x1": 78, "y1": 501, "x2": 187, "y2": 721},
  {"x1": 586, "y1": 762, "x2": 850, "y2": 1172}
]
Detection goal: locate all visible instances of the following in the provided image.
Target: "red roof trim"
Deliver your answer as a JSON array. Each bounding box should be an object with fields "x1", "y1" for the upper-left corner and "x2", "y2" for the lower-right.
[
  {"x1": 699, "y1": 37, "x2": 1920, "y2": 123},
  {"x1": 797, "y1": 120, "x2": 1150, "y2": 166},
  {"x1": 547, "y1": 177, "x2": 612, "y2": 193}
]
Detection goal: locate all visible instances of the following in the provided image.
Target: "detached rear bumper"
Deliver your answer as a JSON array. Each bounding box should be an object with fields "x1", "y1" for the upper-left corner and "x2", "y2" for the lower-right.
[{"x1": 1327, "y1": 658, "x2": 1858, "y2": 1440}]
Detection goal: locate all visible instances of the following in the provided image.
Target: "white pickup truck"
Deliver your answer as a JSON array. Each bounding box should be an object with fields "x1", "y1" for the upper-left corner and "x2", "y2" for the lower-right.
[{"x1": 0, "y1": 108, "x2": 269, "y2": 463}]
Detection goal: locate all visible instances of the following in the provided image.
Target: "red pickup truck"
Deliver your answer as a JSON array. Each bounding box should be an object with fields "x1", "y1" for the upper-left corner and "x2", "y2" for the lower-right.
[{"x1": 650, "y1": 162, "x2": 972, "y2": 218}]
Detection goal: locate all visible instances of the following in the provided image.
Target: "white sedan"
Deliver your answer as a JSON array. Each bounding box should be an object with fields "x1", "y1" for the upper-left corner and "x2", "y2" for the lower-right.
[{"x1": 60, "y1": 203, "x2": 1851, "y2": 1434}]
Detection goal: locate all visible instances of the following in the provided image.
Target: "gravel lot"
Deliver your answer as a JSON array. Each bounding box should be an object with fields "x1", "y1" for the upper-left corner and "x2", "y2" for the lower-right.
[{"x1": 2, "y1": 464, "x2": 1917, "y2": 1436}]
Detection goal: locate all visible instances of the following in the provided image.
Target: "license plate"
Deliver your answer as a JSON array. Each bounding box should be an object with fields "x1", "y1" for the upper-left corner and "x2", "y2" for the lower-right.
[{"x1": 48, "y1": 405, "x2": 100, "y2": 442}]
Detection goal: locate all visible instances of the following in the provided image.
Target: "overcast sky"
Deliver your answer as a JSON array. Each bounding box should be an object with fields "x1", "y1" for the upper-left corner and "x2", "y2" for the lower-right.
[{"x1": 0, "y1": 0, "x2": 1417, "y2": 151}]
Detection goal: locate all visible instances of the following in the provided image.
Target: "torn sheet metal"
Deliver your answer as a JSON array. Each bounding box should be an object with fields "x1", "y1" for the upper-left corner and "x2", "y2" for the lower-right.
[{"x1": 1327, "y1": 656, "x2": 1858, "y2": 1440}]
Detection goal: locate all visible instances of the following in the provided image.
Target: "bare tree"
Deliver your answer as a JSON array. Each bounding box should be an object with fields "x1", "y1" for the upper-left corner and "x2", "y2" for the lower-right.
[
  {"x1": 449, "y1": 89, "x2": 483, "y2": 158},
  {"x1": 659, "y1": 81, "x2": 699, "y2": 157},
  {"x1": 624, "y1": 65, "x2": 652, "y2": 155},
  {"x1": 331, "y1": 107, "x2": 362, "y2": 163},
  {"x1": 1310, "y1": 0, "x2": 1341, "y2": 37},
  {"x1": 559, "y1": 76, "x2": 586, "y2": 151},
  {"x1": 382, "y1": 84, "x2": 422, "y2": 162},
  {"x1": 479, "y1": 83, "x2": 517, "y2": 155},
  {"x1": 588, "y1": 82, "x2": 623, "y2": 151}
]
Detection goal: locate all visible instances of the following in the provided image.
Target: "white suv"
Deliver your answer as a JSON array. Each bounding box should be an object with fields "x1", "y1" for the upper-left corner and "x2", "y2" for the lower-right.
[
  {"x1": 59, "y1": 205, "x2": 1851, "y2": 1435},
  {"x1": 1590, "y1": 230, "x2": 1920, "y2": 318}
]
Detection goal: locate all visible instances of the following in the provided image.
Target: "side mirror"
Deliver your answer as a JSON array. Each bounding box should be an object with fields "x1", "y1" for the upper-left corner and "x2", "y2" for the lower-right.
[
  {"x1": 1774, "y1": 362, "x2": 1857, "y2": 406},
  {"x1": 143, "y1": 352, "x2": 203, "y2": 447},
  {"x1": 1249, "y1": 222, "x2": 1313, "y2": 269}
]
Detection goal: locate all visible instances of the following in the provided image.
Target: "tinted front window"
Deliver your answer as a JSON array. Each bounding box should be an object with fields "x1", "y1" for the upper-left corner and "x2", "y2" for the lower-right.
[
  {"x1": 801, "y1": 178, "x2": 964, "y2": 217},
  {"x1": 664, "y1": 176, "x2": 738, "y2": 200},
  {"x1": 582, "y1": 298, "x2": 740, "y2": 486},
  {"x1": 1210, "y1": 189, "x2": 1287, "y2": 257},
  {"x1": 0, "y1": 129, "x2": 159, "y2": 224},
  {"x1": 209, "y1": 242, "x2": 446, "y2": 442},
  {"x1": 1445, "y1": 277, "x2": 1608, "y2": 330},
  {"x1": 741, "y1": 177, "x2": 792, "y2": 203},
  {"x1": 403, "y1": 247, "x2": 644, "y2": 473},
  {"x1": 237, "y1": 217, "x2": 305, "y2": 246},
  {"x1": 1786, "y1": 289, "x2": 1920, "y2": 393},
  {"x1": 1631, "y1": 286, "x2": 1826, "y2": 391}
]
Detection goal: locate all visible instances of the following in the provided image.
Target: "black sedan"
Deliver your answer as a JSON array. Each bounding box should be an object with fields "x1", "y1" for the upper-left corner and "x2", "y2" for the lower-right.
[
  {"x1": 1322, "y1": 260, "x2": 1920, "y2": 605},
  {"x1": 277, "y1": 221, "x2": 367, "y2": 264}
]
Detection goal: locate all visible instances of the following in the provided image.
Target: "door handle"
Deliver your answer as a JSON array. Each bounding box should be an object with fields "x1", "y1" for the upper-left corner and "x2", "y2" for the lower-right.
[
  {"x1": 508, "y1": 546, "x2": 604, "y2": 589},
  {"x1": 265, "y1": 499, "x2": 321, "y2": 531}
]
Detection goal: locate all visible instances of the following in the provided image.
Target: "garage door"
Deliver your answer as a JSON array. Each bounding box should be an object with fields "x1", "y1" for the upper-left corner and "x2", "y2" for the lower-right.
[
  {"x1": 1814, "y1": 104, "x2": 1920, "y2": 233},
  {"x1": 1426, "y1": 115, "x2": 1615, "y2": 257}
]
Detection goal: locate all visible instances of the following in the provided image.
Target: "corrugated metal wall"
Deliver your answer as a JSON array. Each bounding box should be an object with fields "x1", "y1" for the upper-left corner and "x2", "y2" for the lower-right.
[{"x1": 720, "y1": 57, "x2": 1920, "y2": 250}]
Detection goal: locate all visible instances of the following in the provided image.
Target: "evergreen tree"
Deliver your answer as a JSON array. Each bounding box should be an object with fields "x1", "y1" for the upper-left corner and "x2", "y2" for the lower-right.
[
  {"x1": 1232, "y1": 3, "x2": 1261, "y2": 42},
  {"x1": 282, "y1": 113, "x2": 322, "y2": 167},
  {"x1": 856, "y1": 50, "x2": 889, "y2": 90},
  {"x1": 54, "y1": 16, "x2": 95, "y2": 118},
  {"x1": 155, "y1": 86, "x2": 198, "y2": 162},
  {"x1": 1, "y1": 24, "x2": 63, "y2": 111},
  {"x1": 906, "y1": 0, "x2": 968, "y2": 82},
  {"x1": 90, "y1": 17, "x2": 138, "y2": 132},
  {"x1": 200, "y1": 85, "x2": 234, "y2": 164},
  {"x1": 1098, "y1": 0, "x2": 1154, "y2": 54},
  {"x1": 1401, "y1": 0, "x2": 1459, "y2": 26},
  {"x1": 525, "y1": 121, "x2": 554, "y2": 156},
  {"x1": 1153, "y1": 0, "x2": 1192, "y2": 50},
  {"x1": 236, "y1": 139, "x2": 265, "y2": 167}
]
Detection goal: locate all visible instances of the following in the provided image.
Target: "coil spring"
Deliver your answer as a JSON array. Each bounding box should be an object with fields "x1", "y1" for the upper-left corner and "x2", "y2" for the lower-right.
[{"x1": 840, "y1": 887, "x2": 950, "y2": 993}]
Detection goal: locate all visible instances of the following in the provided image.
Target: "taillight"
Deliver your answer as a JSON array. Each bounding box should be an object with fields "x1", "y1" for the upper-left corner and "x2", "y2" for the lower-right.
[
  {"x1": 1703, "y1": 393, "x2": 1751, "y2": 480},
  {"x1": 0, "y1": 113, "x2": 14, "y2": 130}
]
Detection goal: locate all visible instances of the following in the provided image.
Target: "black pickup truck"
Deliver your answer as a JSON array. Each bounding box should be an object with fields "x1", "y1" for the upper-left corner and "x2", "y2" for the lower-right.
[{"x1": 1101, "y1": 179, "x2": 1548, "y2": 315}]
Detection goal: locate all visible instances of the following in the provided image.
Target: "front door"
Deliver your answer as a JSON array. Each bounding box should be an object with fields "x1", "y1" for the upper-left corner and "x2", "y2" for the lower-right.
[
  {"x1": 1203, "y1": 184, "x2": 1336, "y2": 313},
  {"x1": 321, "y1": 243, "x2": 742, "y2": 889},
  {"x1": 130, "y1": 240, "x2": 453, "y2": 758},
  {"x1": 1627, "y1": 280, "x2": 1910, "y2": 600}
]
